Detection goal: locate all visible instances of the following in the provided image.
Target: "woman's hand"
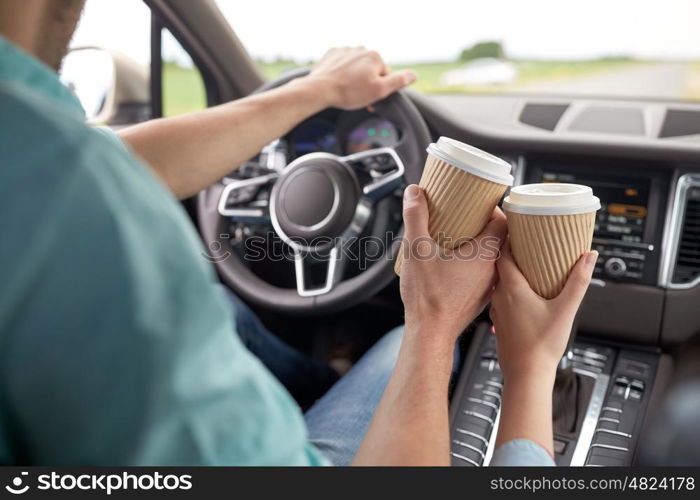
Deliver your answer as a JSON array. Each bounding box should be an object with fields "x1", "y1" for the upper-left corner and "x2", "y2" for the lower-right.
[
  {"x1": 490, "y1": 242, "x2": 597, "y2": 381},
  {"x1": 490, "y1": 241, "x2": 597, "y2": 455},
  {"x1": 399, "y1": 185, "x2": 507, "y2": 347}
]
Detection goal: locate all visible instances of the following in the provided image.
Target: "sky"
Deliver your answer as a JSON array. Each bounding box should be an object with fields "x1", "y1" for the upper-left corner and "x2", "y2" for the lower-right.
[{"x1": 72, "y1": 0, "x2": 700, "y2": 64}]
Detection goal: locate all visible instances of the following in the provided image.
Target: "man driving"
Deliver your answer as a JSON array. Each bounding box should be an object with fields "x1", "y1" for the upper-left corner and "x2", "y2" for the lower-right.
[{"x1": 0, "y1": 0, "x2": 595, "y2": 465}]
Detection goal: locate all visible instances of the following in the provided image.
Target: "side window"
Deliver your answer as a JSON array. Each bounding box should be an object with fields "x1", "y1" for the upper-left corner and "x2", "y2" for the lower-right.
[
  {"x1": 161, "y1": 30, "x2": 207, "y2": 117},
  {"x1": 66, "y1": 0, "x2": 207, "y2": 124}
]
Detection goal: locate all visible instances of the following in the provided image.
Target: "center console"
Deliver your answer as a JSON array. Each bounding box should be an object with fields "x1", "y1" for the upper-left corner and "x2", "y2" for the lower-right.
[{"x1": 449, "y1": 324, "x2": 659, "y2": 466}]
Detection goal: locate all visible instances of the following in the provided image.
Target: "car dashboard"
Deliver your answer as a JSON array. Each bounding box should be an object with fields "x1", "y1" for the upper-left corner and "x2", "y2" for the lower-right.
[
  {"x1": 412, "y1": 92, "x2": 700, "y2": 347},
  {"x1": 408, "y1": 92, "x2": 700, "y2": 466}
]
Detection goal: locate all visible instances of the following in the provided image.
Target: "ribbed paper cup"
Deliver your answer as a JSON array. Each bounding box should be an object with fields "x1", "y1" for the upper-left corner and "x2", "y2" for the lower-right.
[
  {"x1": 395, "y1": 137, "x2": 513, "y2": 275},
  {"x1": 503, "y1": 184, "x2": 601, "y2": 299}
]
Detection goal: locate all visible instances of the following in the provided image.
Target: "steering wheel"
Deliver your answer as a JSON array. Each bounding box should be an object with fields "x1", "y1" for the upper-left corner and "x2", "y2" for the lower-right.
[{"x1": 197, "y1": 70, "x2": 431, "y2": 315}]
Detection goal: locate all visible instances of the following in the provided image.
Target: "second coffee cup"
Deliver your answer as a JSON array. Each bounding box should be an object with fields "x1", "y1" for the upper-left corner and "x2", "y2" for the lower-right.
[
  {"x1": 395, "y1": 137, "x2": 513, "y2": 275},
  {"x1": 502, "y1": 183, "x2": 600, "y2": 299}
]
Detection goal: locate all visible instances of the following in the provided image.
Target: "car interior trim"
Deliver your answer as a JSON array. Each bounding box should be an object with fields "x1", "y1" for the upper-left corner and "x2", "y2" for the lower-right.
[{"x1": 658, "y1": 173, "x2": 700, "y2": 289}]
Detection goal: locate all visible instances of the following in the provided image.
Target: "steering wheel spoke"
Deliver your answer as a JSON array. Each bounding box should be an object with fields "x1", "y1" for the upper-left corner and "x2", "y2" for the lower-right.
[
  {"x1": 218, "y1": 173, "x2": 278, "y2": 224},
  {"x1": 292, "y1": 244, "x2": 341, "y2": 297},
  {"x1": 342, "y1": 147, "x2": 405, "y2": 202}
]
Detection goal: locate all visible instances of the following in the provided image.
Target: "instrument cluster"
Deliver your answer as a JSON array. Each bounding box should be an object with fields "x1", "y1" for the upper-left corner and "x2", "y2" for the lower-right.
[{"x1": 288, "y1": 112, "x2": 400, "y2": 159}]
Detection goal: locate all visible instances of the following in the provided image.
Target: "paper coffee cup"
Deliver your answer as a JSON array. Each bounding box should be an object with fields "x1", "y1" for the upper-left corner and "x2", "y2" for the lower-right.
[
  {"x1": 395, "y1": 137, "x2": 513, "y2": 275},
  {"x1": 502, "y1": 183, "x2": 601, "y2": 299}
]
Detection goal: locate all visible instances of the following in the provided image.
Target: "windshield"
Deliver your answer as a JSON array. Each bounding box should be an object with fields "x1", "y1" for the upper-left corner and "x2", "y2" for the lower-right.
[{"x1": 216, "y1": 0, "x2": 700, "y2": 102}]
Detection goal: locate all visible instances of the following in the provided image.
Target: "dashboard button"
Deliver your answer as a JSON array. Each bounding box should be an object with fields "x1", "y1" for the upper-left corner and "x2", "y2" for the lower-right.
[
  {"x1": 553, "y1": 439, "x2": 567, "y2": 454},
  {"x1": 451, "y1": 449, "x2": 482, "y2": 467},
  {"x1": 587, "y1": 449, "x2": 627, "y2": 466},
  {"x1": 597, "y1": 419, "x2": 618, "y2": 430},
  {"x1": 455, "y1": 428, "x2": 489, "y2": 448},
  {"x1": 464, "y1": 402, "x2": 496, "y2": 420},
  {"x1": 592, "y1": 433, "x2": 630, "y2": 449},
  {"x1": 612, "y1": 385, "x2": 627, "y2": 398},
  {"x1": 630, "y1": 379, "x2": 645, "y2": 391},
  {"x1": 455, "y1": 414, "x2": 491, "y2": 434},
  {"x1": 605, "y1": 257, "x2": 627, "y2": 277},
  {"x1": 452, "y1": 439, "x2": 486, "y2": 459},
  {"x1": 628, "y1": 388, "x2": 643, "y2": 401}
]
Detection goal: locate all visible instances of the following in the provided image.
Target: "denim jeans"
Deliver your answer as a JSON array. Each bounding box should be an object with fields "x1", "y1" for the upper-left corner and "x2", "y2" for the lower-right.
[{"x1": 305, "y1": 325, "x2": 404, "y2": 465}]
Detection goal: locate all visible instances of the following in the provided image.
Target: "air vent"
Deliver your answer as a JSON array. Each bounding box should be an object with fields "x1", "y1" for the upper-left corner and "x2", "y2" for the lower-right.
[
  {"x1": 659, "y1": 109, "x2": 700, "y2": 138},
  {"x1": 672, "y1": 195, "x2": 700, "y2": 285},
  {"x1": 519, "y1": 103, "x2": 569, "y2": 131}
]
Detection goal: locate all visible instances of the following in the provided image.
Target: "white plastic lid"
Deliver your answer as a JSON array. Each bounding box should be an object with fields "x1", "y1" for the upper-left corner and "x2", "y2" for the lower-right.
[
  {"x1": 427, "y1": 137, "x2": 514, "y2": 186},
  {"x1": 503, "y1": 183, "x2": 601, "y2": 216}
]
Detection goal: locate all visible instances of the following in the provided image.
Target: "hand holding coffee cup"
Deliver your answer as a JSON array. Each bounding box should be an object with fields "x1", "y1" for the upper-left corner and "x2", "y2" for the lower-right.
[
  {"x1": 395, "y1": 137, "x2": 513, "y2": 274},
  {"x1": 502, "y1": 183, "x2": 601, "y2": 299}
]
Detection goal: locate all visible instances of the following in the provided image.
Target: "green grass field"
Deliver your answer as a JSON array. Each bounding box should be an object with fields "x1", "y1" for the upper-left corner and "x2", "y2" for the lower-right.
[
  {"x1": 161, "y1": 59, "x2": 700, "y2": 117},
  {"x1": 259, "y1": 58, "x2": 639, "y2": 94},
  {"x1": 163, "y1": 62, "x2": 207, "y2": 117}
]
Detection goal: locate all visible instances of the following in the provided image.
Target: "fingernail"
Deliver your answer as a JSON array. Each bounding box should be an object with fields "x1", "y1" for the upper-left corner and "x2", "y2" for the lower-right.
[
  {"x1": 404, "y1": 185, "x2": 420, "y2": 200},
  {"x1": 406, "y1": 71, "x2": 417, "y2": 84},
  {"x1": 585, "y1": 251, "x2": 598, "y2": 266}
]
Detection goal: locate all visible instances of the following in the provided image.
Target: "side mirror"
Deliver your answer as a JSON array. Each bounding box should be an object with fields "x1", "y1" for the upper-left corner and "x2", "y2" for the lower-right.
[{"x1": 60, "y1": 47, "x2": 150, "y2": 125}]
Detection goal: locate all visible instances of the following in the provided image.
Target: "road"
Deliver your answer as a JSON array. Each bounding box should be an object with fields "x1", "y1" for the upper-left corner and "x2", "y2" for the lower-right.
[{"x1": 519, "y1": 63, "x2": 692, "y2": 99}]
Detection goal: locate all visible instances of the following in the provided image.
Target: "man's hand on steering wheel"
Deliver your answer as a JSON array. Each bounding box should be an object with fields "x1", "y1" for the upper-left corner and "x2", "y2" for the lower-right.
[{"x1": 305, "y1": 46, "x2": 418, "y2": 110}]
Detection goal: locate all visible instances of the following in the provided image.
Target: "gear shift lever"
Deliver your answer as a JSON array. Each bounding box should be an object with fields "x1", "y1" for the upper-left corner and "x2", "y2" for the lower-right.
[{"x1": 552, "y1": 314, "x2": 584, "y2": 435}]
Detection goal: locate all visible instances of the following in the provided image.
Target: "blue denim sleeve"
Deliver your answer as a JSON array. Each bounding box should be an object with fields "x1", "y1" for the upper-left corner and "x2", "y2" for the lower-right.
[{"x1": 489, "y1": 439, "x2": 555, "y2": 466}]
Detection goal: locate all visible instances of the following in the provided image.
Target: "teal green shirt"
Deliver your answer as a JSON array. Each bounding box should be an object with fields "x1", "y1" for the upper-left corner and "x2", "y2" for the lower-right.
[{"x1": 0, "y1": 37, "x2": 326, "y2": 465}]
